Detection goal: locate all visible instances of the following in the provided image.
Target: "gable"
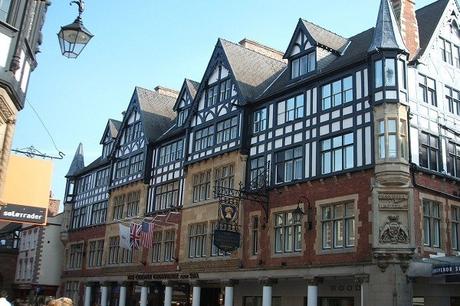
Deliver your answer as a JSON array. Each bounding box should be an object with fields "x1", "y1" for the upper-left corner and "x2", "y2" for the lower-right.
[{"x1": 284, "y1": 22, "x2": 315, "y2": 58}]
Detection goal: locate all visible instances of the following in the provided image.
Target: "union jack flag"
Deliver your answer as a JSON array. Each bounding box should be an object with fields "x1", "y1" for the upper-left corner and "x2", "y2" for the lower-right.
[
  {"x1": 130, "y1": 223, "x2": 141, "y2": 249},
  {"x1": 140, "y1": 222, "x2": 155, "y2": 249}
]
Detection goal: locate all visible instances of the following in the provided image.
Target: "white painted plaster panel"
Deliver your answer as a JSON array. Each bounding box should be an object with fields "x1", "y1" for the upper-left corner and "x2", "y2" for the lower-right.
[
  {"x1": 285, "y1": 125, "x2": 293, "y2": 133},
  {"x1": 258, "y1": 144, "x2": 265, "y2": 154},
  {"x1": 363, "y1": 68, "x2": 368, "y2": 96},
  {"x1": 259, "y1": 134, "x2": 266, "y2": 142},
  {"x1": 221, "y1": 66, "x2": 229, "y2": 78},
  {"x1": 285, "y1": 136, "x2": 292, "y2": 146},
  {"x1": 311, "y1": 142, "x2": 317, "y2": 177},
  {"x1": 331, "y1": 110, "x2": 340, "y2": 119},
  {"x1": 356, "y1": 71, "x2": 362, "y2": 100},
  {"x1": 294, "y1": 132, "x2": 303, "y2": 143},
  {"x1": 305, "y1": 143, "x2": 310, "y2": 178},
  {"x1": 275, "y1": 128, "x2": 283, "y2": 137},
  {"x1": 365, "y1": 126, "x2": 372, "y2": 165},
  {"x1": 306, "y1": 90, "x2": 311, "y2": 116},
  {"x1": 269, "y1": 104, "x2": 274, "y2": 129},
  {"x1": 331, "y1": 121, "x2": 340, "y2": 132},
  {"x1": 275, "y1": 139, "x2": 283, "y2": 148},
  {"x1": 343, "y1": 118, "x2": 353, "y2": 129},
  {"x1": 320, "y1": 113, "x2": 329, "y2": 123},
  {"x1": 209, "y1": 67, "x2": 219, "y2": 84},
  {"x1": 319, "y1": 125, "x2": 329, "y2": 135},
  {"x1": 294, "y1": 122, "x2": 303, "y2": 130},
  {"x1": 251, "y1": 137, "x2": 258, "y2": 145},
  {"x1": 312, "y1": 88, "x2": 317, "y2": 114},
  {"x1": 250, "y1": 147, "x2": 257, "y2": 156},
  {"x1": 364, "y1": 112, "x2": 371, "y2": 123},
  {"x1": 343, "y1": 106, "x2": 353, "y2": 115},
  {"x1": 0, "y1": 32, "x2": 11, "y2": 68},
  {"x1": 410, "y1": 126, "x2": 420, "y2": 165},
  {"x1": 357, "y1": 128, "x2": 363, "y2": 166}
]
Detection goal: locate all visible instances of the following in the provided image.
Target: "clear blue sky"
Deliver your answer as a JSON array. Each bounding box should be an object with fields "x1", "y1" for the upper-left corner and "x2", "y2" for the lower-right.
[{"x1": 12, "y1": 0, "x2": 434, "y2": 204}]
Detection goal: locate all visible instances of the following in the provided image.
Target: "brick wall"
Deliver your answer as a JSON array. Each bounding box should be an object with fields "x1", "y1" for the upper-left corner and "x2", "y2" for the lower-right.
[{"x1": 242, "y1": 169, "x2": 374, "y2": 269}]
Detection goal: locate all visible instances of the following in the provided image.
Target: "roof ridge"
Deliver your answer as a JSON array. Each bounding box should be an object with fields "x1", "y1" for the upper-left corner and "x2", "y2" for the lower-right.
[
  {"x1": 416, "y1": 0, "x2": 449, "y2": 12},
  {"x1": 219, "y1": 38, "x2": 286, "y2": 63},
  {"x1": 301, "y1": 18, "x2": 348, "y2": 40}
]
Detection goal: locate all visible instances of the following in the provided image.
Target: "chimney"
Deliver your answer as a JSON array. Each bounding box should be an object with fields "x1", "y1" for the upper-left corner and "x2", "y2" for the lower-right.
[
  {"x1": 154, "y1": 86, "x2": 179, "y2": 99},
  {"x1": 239, "y1": 38, "x2": 287, "y2": 63},
  {"x1": 391, "y1": 0, "x2": 420, "y2": 58}
]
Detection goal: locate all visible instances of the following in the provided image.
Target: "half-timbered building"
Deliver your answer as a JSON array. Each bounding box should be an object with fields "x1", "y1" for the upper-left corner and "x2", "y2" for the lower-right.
[{"x1": 61, "y1": 0, "x2": 460, "y2": 305}]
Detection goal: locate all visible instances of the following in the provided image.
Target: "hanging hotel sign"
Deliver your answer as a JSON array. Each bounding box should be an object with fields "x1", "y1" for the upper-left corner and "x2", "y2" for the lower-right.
[
  {"x1": 213, "y1": 186, "x2": 241, "y2": 252},
  {"x1": 0, "y1": 155, "x2": 53, "y2": 225}
]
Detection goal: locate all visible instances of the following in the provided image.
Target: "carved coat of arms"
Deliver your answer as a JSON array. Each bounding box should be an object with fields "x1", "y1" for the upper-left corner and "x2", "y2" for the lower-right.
[{"x1": 379, "y1": 215, "x2": 409, "y2": 244}]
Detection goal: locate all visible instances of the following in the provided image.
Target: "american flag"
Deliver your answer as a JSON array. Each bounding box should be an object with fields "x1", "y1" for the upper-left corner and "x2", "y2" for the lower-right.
[
  {"x1": 140, "y1": 221, "x2": 155, "y2": 248},
  {"x1": 130, "y1": 223, "x2": 141, "y2": 249}
]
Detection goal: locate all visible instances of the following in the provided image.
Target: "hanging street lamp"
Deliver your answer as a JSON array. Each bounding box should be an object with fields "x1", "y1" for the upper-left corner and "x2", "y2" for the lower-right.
[{"x1": 57, "y1": 0, "x2": 93, "y2": 58}]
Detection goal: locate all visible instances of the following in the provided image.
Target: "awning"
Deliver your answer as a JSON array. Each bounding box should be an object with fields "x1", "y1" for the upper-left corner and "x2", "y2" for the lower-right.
[{"x1": 408, "y1": 256, "x2": 460, "y2": 277}]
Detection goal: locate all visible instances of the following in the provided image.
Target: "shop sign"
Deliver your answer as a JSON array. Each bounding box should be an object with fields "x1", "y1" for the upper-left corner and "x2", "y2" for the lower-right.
[
  {"x1": 432, "y1": 263, "x2": 460, "y2": 275},
  {"x1": 0, "y1": 203, "x2": 46, "y2": 224},
  {"x1": 127, "y1": 273, "x2": 199, "y2": 281},
  {"x1": 1, "y1": 155, "x2": 53, "y2": 225},
  {"x1": 214, "y1": 229, "x2": 240, "y2": 252}
]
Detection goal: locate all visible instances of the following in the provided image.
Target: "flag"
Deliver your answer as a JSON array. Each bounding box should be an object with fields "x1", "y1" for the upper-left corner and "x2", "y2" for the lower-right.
[
  {"x1": 140, "y1": 221, "x2": 155, "y2": 248},
  {"x1": 119, "y1": 223, "x2": 131, "y2": 250},
  {"x1": 130, "y1": 223, "x2": 141, "y2": 249}
]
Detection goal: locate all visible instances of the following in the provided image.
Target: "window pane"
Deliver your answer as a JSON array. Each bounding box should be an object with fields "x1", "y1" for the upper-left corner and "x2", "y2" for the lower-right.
[
  {"x1": 346, "y1": 218, "x2": 355, "y2": 246},
  {"x1": 375, "y1": 60, "x2": 383, "y2": 88},
  {"x1": 322, "y1": 222, "x2": 332, "y2": 249},
  {"x1": 334, "y1": 220, "x2": 344, "y2": 248},
  {"x1": 385, "y1": 58, "x2": 396, "y2": 86}
]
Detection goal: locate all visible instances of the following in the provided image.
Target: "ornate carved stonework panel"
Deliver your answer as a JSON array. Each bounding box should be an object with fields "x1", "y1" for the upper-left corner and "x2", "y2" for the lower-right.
[
  {"x1": 379, "y1": 215, "x2": 409, "y2": 244},
  {"x1": 378, "y1": 193, "x2": 408, "y2": 210}
]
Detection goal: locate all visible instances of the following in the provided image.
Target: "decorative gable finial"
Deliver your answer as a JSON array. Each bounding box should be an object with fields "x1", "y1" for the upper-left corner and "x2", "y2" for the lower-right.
[{"x1": 368, "y1": 0, "x2": 408, "y2": 53}]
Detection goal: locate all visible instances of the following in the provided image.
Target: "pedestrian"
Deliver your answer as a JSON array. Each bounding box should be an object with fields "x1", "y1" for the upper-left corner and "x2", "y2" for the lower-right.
[
  {"x1": 0, "y1": 290, "x2": 12, "y2": 306},
  {"x1": 46, "y1": 298, "x2": 73, "y2": 306}
]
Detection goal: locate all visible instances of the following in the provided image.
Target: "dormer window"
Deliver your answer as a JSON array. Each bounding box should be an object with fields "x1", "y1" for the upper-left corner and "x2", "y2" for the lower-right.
[
  {"x1": 291, "y1": 51, "x2": 316, "y2": 79},
  {"x1": 207, "y1": 86, "x2": 219, "y2": 107},
  {"x1": 206, "y1": 78, "x2": 233, "y2": 107}
]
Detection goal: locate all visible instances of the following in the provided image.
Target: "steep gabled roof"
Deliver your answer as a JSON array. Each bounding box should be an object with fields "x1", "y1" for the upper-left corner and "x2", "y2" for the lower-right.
[
  {"x1": 301, "y1": 19, "x2": 350, "y2": 53},
  {"x1": 173, "y1": 79, "x2": 200, "y2": 111},
  {"x1": 219, "y1": 38, "x2": 287, "y2": 102},
  {"x1": 66, "y1": 143, "x2": 85, "y2": 178},
  {"x1": 368, "y1": 0, "x2": 407, "y2": 52},
  {"x1": 134, "y1": 86, "x2": 177, "y2": 143},
  {"x1": 99, "y1": 118, "x2": 121, "y2": 144},
  {"x1": 260, "y1": 27, "x2": 374, "y2": 100},
  {"x1": 185, "y1": 79, "x2": 200, "y2": 100},
  {"x1": 72, "y1": 156, "x2": 109, "y2": 177},
  {"x1": 415, "y1": 0, "x2": 450, "y2": 60}
]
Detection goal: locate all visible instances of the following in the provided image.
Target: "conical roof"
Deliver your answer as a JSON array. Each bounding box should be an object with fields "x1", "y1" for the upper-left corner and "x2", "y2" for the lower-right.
[
  {"x1": 66, "y1": 143, "x2": 85, "y2": 177},
  {"x1": 368, "y1": 0, "x2": 407, "y2": 52}
]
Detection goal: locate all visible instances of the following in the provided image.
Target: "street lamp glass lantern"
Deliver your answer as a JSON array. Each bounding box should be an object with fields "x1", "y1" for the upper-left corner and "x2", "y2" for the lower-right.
[{"x1": 57, "y1": 17, "x2": 93, "y2": 58}]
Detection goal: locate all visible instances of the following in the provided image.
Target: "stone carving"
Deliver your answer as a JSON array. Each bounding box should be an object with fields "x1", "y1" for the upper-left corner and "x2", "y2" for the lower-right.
[
  {"x1": 378, "y1": 193, "x2": 408, "y2": 210},
  {"x1": 379, "y1": 215, "x2": 409, "y2": 244}
]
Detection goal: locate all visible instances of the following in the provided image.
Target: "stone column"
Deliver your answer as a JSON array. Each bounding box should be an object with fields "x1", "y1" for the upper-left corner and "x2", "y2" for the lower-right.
[
  {"x1": 223, "y1": 280, "x2": 238, "y2": 306},
  {"x1": 100, "y1": 282, "x2": 109, "y2": 306},
  {"x1": 84, "y1": 283, "x2": 92, "y2": 306},
  {"x1": 260, "y1": 278, "x2": 276, "y2": 306},
  {"x1": 191, "y1": 281, "x2": 201, "y2": 306},
  {"x1": 0, "y1": 118, "x2": 16, "y2": 199},
  {"x1": 163, "y1": 281, "x2": 173, "y2": 306},
  {"x1": 140, "y1": 283, "x2": 148, "y2": 306},
  {"x1": 306, "y1": 278, "x2": 321, "y2": 306},
  {"x1": 119, "y1": 282, "x2": 128, "y2": 306},
  {"x1": 354, "y1": 274, "x2": 369, "y2": 306}
]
